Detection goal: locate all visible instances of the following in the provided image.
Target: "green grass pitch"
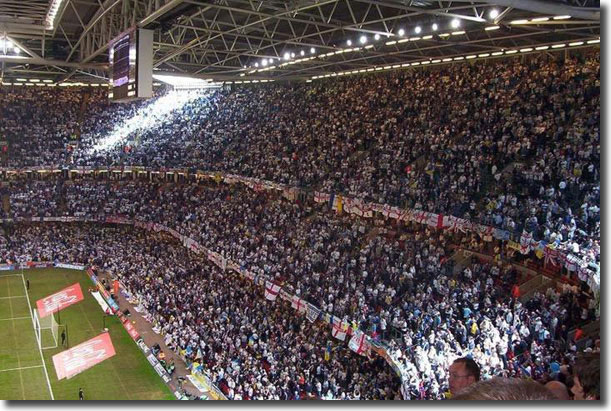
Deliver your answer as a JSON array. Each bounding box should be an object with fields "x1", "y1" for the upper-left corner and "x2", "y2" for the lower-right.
[{"x1": 0, "y1": 268, "x2": 175, "y2": 400}]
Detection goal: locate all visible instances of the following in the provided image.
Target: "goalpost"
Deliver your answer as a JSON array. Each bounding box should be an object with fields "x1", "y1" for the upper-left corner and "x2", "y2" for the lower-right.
[{"x1": 33, "y1": 309, "x2": 60, "y2": 349}]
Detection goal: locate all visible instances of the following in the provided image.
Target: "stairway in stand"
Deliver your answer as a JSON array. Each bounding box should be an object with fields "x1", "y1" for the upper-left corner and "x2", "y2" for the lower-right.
[{"x1": 1, "y1": 193, "x2": 9, "y2": 214}]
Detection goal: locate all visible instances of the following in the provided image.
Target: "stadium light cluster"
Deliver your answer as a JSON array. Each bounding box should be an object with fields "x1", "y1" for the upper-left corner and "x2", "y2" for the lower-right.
[
  {"x1": 242, "y1": 10, "x2": 579, "y2": 74},
  {"x1": 309, "y1": 37, "x2": 599, "y2": 81},
  {"x1": 243, "y1": 14, "x2": 495, "y2": 70},
  {"x1": 0, "y1": 38, "x2": 21, "y2": 55},
  {"x1": 246, "y1": 11, "x2": 580, "y2": 76},
  {"x1": 510, "y1": 15, "x2": 571, "y2": 25}
]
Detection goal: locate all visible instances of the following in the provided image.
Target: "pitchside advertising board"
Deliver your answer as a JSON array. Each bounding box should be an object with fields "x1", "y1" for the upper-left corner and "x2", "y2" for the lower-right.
[
  {"x1": 53, "y1": 332, "x2": 116, "y2": 380},
  {"x1": 88, "y1": 269, "x2": 120, "y2": 313},
  {"x1": 36, "y1": 282, "x2": 84, "y2": 318}
]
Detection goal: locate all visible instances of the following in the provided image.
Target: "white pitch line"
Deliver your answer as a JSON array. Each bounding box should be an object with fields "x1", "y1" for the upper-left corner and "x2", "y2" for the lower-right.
[
  {"x1": 0, "y1": 274, "x2": 22, "y2": 277},
  {"x1": 0, "y1": 316, "x2": 30, "y2": 321},
  {"x1": 0, "y1": 365, "x2": 43, "y2": 373},
  {"x1": 0, "y1": 295, "x2": 26, "y2": 299},
  {"x1": 21, "y1": 274, "x2": 55, "y2": 400}
]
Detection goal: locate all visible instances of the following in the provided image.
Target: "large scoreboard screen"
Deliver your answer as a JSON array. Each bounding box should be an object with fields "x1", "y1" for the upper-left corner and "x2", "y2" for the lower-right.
[
  {"x1": 112, "y1": 34, "x2": 132, "y2": 88},
  {"x1": 109, "y1": 31, "x2": 136, "y2": 99},
  {"x1": 109, "y1": 28, "x2": 153, "y2": 102}
]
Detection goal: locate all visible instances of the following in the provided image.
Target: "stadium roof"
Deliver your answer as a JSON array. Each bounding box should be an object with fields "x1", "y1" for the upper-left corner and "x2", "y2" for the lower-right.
[{"x1": 0, "y1": 0, "x2": 600, "y2": 84}]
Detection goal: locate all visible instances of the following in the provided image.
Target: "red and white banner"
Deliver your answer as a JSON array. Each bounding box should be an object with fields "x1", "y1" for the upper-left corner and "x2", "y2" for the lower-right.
[
  {"x1": 291, "y1": 295, "x2": 307, "y2": 313},
  {"x1": 91, "y1": 291, "x2": 112, "y2": 315},
  {"x1": 52, "y1": 332, "x2": 116, "y2": 380},
  {"x1": 331, "y1": 319, "x2": 348, "y2": 341},
  {"x1": 36, "y1": 282, "x2": 84, "y2": 318},
  {"x1": 519, "y1": 230, "x2": 533, "y2": 255},
  {"x1": 314, "y1": 192, "x2": 330, "y2": 204},
  {"x1": 264, "y1": 281, "x2": 281, "y2": 301},
  {"x1": 348, "y1": 329, "x2": 369, "y2": 356},
  {"x1": 120, "y1": 315, "x2": 140, "y2": 341}
]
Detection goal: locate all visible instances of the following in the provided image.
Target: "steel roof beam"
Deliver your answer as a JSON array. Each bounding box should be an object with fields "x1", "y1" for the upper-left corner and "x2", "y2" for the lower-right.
[
  {"x1": 154, "y1": 0, "x2": 340, "y2": 68},
  {"x1": 280, "y1": 26, "x2": 599, "y2": 78},
  {"x1": 0, "y1": 55, "x2": 107, "y2": 70},
  {"x1": 447, "y1": 0, "x2": 600, "y2": 20}
]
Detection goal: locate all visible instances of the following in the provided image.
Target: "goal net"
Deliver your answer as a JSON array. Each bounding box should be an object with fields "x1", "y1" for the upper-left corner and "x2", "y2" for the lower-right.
[{"x1": 33, "y1": 309, "x2": 59, "y2": 349}]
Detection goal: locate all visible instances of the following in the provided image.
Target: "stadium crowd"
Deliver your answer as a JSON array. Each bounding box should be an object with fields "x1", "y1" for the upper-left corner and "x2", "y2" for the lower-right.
[
  {"x1": 0, "y1": 46, "x2": 600, "y2": 400},
  {"x1": 0, "y1": 52, "x2": 600, "y2": 271},
  {"x1": 0, "y1": 223, "x2": 401, "y2": 400},
  {"x1": 1, "y1": 175, "x2": 599, "y2": 399}
]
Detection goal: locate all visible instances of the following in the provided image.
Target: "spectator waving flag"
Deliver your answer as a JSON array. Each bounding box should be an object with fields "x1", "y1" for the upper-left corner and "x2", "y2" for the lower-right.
[{"x1": 264, "y1": 281, "x2": 281, "y2": 301}]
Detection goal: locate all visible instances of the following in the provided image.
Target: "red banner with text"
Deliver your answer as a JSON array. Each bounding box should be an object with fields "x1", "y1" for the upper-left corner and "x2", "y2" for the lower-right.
[
  {"x1": 52, "y1": 332, "x2": 116, "y2": 380},
  {"x1": 36, "y1": 282, "x2": 84, "y2": 318}
]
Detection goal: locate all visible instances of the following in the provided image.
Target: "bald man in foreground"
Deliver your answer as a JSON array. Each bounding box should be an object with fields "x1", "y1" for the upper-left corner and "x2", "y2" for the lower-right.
[{"x1": 545, "y1": 381, "x2": 570, "y2": 400}]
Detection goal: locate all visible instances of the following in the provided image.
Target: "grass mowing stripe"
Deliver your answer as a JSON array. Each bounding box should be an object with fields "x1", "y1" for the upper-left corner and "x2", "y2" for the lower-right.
[
  {"x1": 6, "y1": 276, "x2": 24, "y2": 400},
  {"x1": 76, "y1": 293, "x2": 132, "y2": 400},
  {"x1": 9, "y1": 268, "x2": 174, "y2": 400},
  {"x1": 0, "y1": 365, "x2": 43, "y2": 373},
  {"x1": 21, "y1": 273, "x2": 54, "y2": 400}
]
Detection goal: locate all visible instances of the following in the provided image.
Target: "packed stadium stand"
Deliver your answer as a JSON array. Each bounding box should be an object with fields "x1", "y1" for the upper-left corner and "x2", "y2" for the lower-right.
[{"x1": 0, "y1": 0, "x2": 600, "y2": 402}]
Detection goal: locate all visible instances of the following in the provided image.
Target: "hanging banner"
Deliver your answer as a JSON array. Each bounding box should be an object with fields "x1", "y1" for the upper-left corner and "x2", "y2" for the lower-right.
[
  {"x1": 348, "y1": 329, "x2": 370, "y2": 356},
  {"x1": 519, "y1": 230, "x2": 533, "y2": 254},
  {"x1": 291, "y1": 295, "x2": 307, "y2": 314},
  {"x1": 314, "y1": 192, "x2": 330, "y2": 204},
  {"x1": 264, "y1": 281, "x2": 281, "y2": 301},
  {"x1": 306, "y1": 303, "x2": 321, "y2": 323},
  {"x1": 91, "y1": 291, "x2": 112, "y2": 314},
  {"x1": 331, "y1": 318, "x2": 349, "y2": 341}
]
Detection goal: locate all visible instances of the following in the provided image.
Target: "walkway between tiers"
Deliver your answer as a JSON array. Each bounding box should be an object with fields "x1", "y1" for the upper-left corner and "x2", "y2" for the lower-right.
[{"x1": 96, "y1": 271, "x2": 210, "y2": 400}]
